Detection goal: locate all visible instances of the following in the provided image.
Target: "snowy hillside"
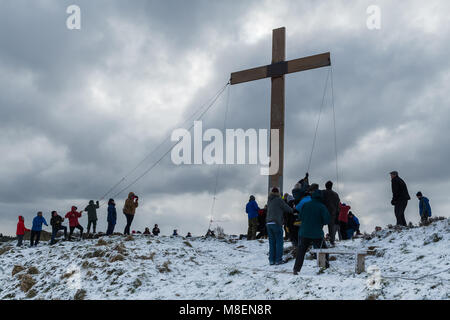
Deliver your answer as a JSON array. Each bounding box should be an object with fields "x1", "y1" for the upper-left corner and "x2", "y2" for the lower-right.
[{"x1": 0, "y1": 218, "x2": 449, "y2": 300}]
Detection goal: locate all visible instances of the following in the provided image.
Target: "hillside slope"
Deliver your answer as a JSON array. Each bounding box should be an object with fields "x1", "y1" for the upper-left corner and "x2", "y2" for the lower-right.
[{"x1": 0, "y1": 219, "x2": 449, "y2": 300}]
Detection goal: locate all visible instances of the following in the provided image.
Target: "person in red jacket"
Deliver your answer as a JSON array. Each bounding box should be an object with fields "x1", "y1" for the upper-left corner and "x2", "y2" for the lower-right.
[
  {"x1": 16, "y1": 215, "x2": 30, "y2": 247},
  {"x1": 65, "y1": 206, "x2": 84, "y2": 241},
  {"x1": 338, "y1": 203, "x2": 351, "y2": 240}
]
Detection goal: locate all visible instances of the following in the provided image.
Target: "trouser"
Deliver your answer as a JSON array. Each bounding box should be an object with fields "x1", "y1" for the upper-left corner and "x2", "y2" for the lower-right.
[
  {"x1": 247, "y1": 217, "x2": 258, "y2": 240},
  {"x1": 51, "y1": 225, "x2": 68, "y2": 243},
  {"x1": 106, "y1": 222, "x2": 116, "y2": 235},
  {"x1": 328, "y1": 214, "x2": 337, "y2": 243},
  {"x1": 289, "y1": 225, "x2": 299, "y2": 247},
  {"x1": 293, "y1": 237, "x2": 329, "y2": 273},
  {"x1": 87, "y1": 220, "x2": 97, "y2": 234},
  {"x1": 267, "y1": 223, "x2": 284, "y2": 264},
  {"x1": 346, "y1": 228, "x2": 355, "y2": 239},
  {"x1": 30, "y1": 230, "x2": 41, "y2": 246},
  {"x1": 339, "y1": 221, "x2": 348, "y2": 240},
  {"x1": 69, "y1": 224, "x2": 84, "y2": 239},
  {"x1": 394, "y1": 201, "x2": 408, "y2": 226},
  {"x1": 124, "y1": 214, "x2": 134, "y2": 235},
  {"x1": 17, "y1": 235, "x2": 24, "y2": 247}
]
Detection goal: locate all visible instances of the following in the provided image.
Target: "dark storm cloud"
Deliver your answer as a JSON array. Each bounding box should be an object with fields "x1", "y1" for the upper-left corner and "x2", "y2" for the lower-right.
[{"x1": 1, "y1": 0, "x2": 449, "y2": 236}]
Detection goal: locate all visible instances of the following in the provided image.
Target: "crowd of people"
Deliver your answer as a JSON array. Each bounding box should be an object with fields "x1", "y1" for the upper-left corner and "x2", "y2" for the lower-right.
[
  {"x1": 15, "y1": 191, "x2": 195, "y2": 247},
  {"x1": 245, "y1": 171, "x2": 432, "y2": 274},
  {"x1": 13, "y1": 169, "x2": 432, "y2": 276}
]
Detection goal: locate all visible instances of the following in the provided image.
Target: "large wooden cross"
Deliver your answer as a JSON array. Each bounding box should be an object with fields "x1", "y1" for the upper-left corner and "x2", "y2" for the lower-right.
[{"x1": 230, "y1": 27, "x2": 330, "y2": 194}]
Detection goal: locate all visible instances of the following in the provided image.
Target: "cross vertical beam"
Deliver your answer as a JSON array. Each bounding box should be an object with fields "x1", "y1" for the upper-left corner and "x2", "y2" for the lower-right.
[
  {"x1": 269, "y1": 27, "x2": 286, "y2": 194},
  {"x1": 230, "y1": 27, "x2": 331, "y2": 197}
]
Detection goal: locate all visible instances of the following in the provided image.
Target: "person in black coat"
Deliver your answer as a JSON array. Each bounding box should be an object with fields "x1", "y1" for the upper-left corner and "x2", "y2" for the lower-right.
[
  {"x1": 152, "y1": 224, "x2": 160, "y2": 236},
  {"x1": 321, "y1": 181, "x2": 341, "y2": 245},
  {"x1": 390, "y1": 171, "x2": 410, "y2": 226}
]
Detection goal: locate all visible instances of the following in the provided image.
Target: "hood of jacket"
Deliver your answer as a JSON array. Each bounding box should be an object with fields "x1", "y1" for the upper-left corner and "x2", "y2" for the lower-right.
[
  {"x1": 18, "y1": 215, "x2": 24, "y2": 222},
  {"x1": 268, "y1": 192, "x2": 280, "y2": 201},
  {"x1": 311, "y1": 190, "x2": 323, "y2": 200}
]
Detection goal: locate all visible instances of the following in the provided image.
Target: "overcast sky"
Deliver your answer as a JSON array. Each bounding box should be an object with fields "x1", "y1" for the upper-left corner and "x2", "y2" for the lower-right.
[{"x1": 1, "y1": 0, "x2": 449, "y2": 236}]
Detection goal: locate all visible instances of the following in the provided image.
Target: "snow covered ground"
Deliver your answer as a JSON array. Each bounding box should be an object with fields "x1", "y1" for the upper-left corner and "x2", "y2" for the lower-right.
[{"x1": 0, "y1": 218, "x2": 449, "y2": 300}]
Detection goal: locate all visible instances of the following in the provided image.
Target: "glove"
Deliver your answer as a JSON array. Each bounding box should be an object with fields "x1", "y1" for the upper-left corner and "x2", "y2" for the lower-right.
[{"x1": 391, "y1": 200, "x2": 396, "y2": 206}]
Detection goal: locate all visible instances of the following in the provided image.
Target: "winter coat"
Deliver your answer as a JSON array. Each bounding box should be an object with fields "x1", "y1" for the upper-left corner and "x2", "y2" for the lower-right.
[
  {"x1": 31, "y1": 215, "x2": 48, "y2": 231},
  {"x1": 322, "y1": 189, "x2": 340, "y2": 219},
  {"x1": 338, "y1": 203, "x2": 351, "y2": 223},
  {"x1": 16, "y1": 216, "x2": 30, "y2": 235},
  {"x1": 107, "y1": 204, "x2": 117, "y2": 225},
  {"x1": 347, "y1": 215, "x2": 360, "y2": 230},
  {"x1": 266, "y1": 192, "x2": 293, "y2": 226},
  {"x1": 257, "y1": 209, "x2": 267, "y2": 232},
  {"x1": 391, "y1": 176, "x2": 411, "y2": 204},
  {"x1": 123, "y1": 192, "x2": 138, "y2": 215},
  {"x1": 296, "y1": 195, "x2": 312, "y2": 212},
  {"x1": 84, "y1": 201, "x2": 100, "y2": 221},
  {"x1": 298, "y1": 191, "x2": 330, "y2": 239},
  {"x1": 419, "y1": 197, "x2": 432, "y2": 217},
  {"x1": 65, "y1": 207, "x2": 82, "y2": 227},
  {"x1": 152, "y1": 227, "x2": 160, "y2": 236},
  {"x1": 246, "y1": 200, "x2": 260, "y2": 219},
  {"x1": 50, "y1": 215, "x2": 64, "y2": 228}
]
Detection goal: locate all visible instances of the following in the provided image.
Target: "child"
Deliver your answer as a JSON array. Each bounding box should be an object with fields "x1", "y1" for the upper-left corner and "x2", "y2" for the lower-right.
[
  {"x1": 65, "y1": 206, "x2": 84, "y2": 240},
  {"x1": 16, "y1": 216, "x2": 30, "y2": 247},
  {"x1": 31, "y1": 212, "x2": 48, "y2": 246}
]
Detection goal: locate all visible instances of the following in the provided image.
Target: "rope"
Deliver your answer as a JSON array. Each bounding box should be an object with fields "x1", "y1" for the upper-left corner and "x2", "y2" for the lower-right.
[
  {"x1": 107, "y1": 82, "x2": 230, "y2": 202},
  {"x1": 330, "y1": 66, "x2": 339, "y2": 193},
  {"x1": 208, "y1": 84, "x2": 231, "y2": 231},
  {"x1": 97, "y1": 81, "x2": 230, "y2": 205},
  {"x1": 306, "y1": 67, "x2": 331, "y2": 173}
]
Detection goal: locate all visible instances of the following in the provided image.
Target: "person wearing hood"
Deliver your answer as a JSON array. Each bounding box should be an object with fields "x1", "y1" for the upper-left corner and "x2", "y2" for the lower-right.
[
  {"x1": 293, "y1": 190, "x2": 331, "y2": 275},
  {"x1": 416, "y1": 192, "x2": 432, "y2": 223},
  {"x1": 84, "y1": 200, "x2": 100, "y2": 234},
  {"x1": 16, "y1": 216, "x2": 30, "y2": 247},
  {"x1": 152, "y1": 224, "x2": 160, "y2": 236},
  {"x1": 30, "y1": 211, "x2": 48, "y2": 247},
  {"x1": 106, "y1": 199, "x2": 117, "y2": 235},
  {"x1": 338, "y1": 203, "x2": 351, "y2": 240},
  {"x1": 266, "y1": 187, "x2": 294, "y2": 265},
  {"x1": 50, "y1": 211, "x2": 67, "y2": 245},
  {"x1": 256, "y1": 205, "x2": 268, "y2": 239},
  {"x1": 65, "y1": 206, "x2": 84, "y2": 241},
  {"x1": 245, "y1": 195, "x2": 260, "y2": 240},
  {"x1": 123, "y1": 192, "x2": 139, "y2": 235}
]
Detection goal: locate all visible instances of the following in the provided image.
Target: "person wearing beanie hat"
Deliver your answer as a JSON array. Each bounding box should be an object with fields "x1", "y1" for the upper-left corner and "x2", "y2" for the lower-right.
[
  {"x1": 246, "y1": 195, "x2": 260, "y2": 240},
  {"x1": 266, "y1": 187, "x2": 293, "y2": 265}
]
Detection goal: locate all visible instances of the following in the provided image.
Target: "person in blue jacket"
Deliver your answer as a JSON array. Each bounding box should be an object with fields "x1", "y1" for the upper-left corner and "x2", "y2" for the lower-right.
[
  {"x1": 106, "y1": 198, "x2": 117, "y2": 235},
  {"x1": 416, "y1": 192, "x2": 432, "y2": 223},
  {"x1": 293, "y1": 190, "x2": 330, "y2": 275},
  {"x1": 245, "y1": 195, "x2": 260, "y2": 240},
  {"x1": 346, "y1": 211, "x2": 360, "y2": 239},
  {"x1": 30, "y1": 211, "x2": 48, "y2": 246}
]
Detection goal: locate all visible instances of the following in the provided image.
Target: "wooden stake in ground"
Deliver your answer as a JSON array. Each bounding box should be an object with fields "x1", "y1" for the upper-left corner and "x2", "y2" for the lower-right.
[{"x1": 230, "y1": 27, "x2": 331, "y2": 194}]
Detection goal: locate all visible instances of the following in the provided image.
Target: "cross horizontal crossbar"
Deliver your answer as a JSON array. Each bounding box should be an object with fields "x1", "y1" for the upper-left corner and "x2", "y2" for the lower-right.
[{"x1": 230, "y1": 52, "x2": 331, "y2": 85}]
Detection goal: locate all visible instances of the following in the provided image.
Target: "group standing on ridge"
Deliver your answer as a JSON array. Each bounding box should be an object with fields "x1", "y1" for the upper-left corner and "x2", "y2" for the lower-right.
[
  {"x1": 245, "y1": 170, "x2": 432, "y2": 274},
  {"x1": 14, "y1": 192, "x2": 191, "y2": 247}
]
